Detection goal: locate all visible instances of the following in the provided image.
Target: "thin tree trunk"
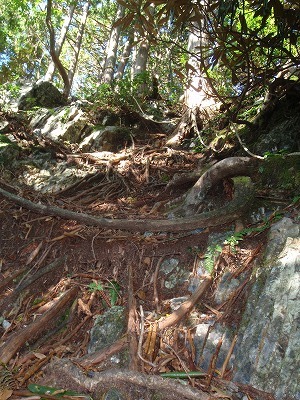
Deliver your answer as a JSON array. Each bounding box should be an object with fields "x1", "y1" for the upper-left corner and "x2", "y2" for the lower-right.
[
  {"x1": 101, "y1": 4, "x2": 125, "y2": 84},
  {"x1": 46, "y1": 0, "x2": 71, "y2": 97},
  {"x1": 115, "y1": 32, "x2": 133, "y2": 80},
  {"x1": 44, "y1": 2, "x2": 76, "y2": 82},
  {"x1": 67, "y1": 0, "x2": 91, "y2": 94},
  {"x1": 132, "y1": 39, "x2": 149, "y2": 77},
  {"x1": 132, "y1": 37, "x2": 150, "y2": 97}
]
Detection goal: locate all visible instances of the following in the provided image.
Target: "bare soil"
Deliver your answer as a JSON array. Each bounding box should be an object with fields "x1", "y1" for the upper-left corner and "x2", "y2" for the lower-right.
[{"x1": 0, "y1": 144, "x2": 281, "y2": 400}]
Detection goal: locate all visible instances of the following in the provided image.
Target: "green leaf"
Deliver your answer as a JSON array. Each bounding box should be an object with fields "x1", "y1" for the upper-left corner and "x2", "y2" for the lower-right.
[
  {"x1": 108, "y1": 281, "x2": 121, "y2": 306},
  {"x1": 28, "y1": 384, "x2": 79, "y2": 397}
]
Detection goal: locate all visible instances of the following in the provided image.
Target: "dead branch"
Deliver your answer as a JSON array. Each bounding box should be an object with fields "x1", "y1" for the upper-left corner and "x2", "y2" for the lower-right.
[
  {"x1": 128, "y1": 262, "x2": 139, "y2": 371},
  {"x1": 0, "y1": 267, "x2": 28, "y2": 293},
  {"x1": 0, "y1": 287, "x2": 78, "y2": 365},
  {"x1": 15, "y1": 257, "x2": 66, "y2": 294},
  {"x1": 76, "y1": 336, "x2": 128, "y2": 368},
  {"x1": 157, "y1": 277, "x2": 212, "y2": 331}
]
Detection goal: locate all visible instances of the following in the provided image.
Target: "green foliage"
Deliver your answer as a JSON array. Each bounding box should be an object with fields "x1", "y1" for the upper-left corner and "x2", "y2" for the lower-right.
[
  {"x1": 107, "y1": 280, "x2": 121, "y2": 307},
  {"x1": 0, "y1": 134, "x2": 15, "y2": 147},
  {"x1": 92, "y1": 72, "x2": 152, "y2": 108},
  {"x1": 28, "y1": 383, "x2": 92, "y2": 399},
  {"x1": 1, "y1": 0, "x2": 299, "y2": 121},
  {"x1": 258, "y1": 155, "x2": 300, "y2": 193},
  {"x1": 88, "y1": 280, "x2": 104, "y2": 292},
  {"x1": 204, "y1": 244, "x2": 222, "y2": 274},
  {"x1": 224, "y1": 212, "x2": 283, "y2": 251},
  {"x1": 88, "y1": 279, "x2": 120, "y2": 307},
  {"x1": 224, "y1": 232, "x2": 245, "y2": 252}
]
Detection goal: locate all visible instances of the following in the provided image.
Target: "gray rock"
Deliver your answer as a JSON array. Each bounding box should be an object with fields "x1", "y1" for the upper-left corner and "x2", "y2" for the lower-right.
[
  {"x1": 18, "y1": 81, "x2": 67, "y2": 110},
  {"x1": 29, "y1": 105, "x2": 89, "y2": 143},
  {"x1": 103, "y1": 388, "x2": 124, "y2": 400},
  {"x1": 88, "y1": 306, "x2": 126, "y2": 354},
  {"x1": 0, "y1": 120, "x2": 9, "y2": 134},
  {"x1": 160, "y1": 258, "x2": 189, "y2": 289},
  {"x1": 168, "y1": 296, "x2": 189, "y2": 311},
  {"x1": 79, "y1": 126, "x2": 131, "y2": 152},
  {"x1": 194, "y1": 322, "x2": 236, "y2": 371},
  {"x1": 214, "y1": 271, "x2": 244, "y2": 305},
  {"x1": 264, "y1": 217, "x2": 299, "y2": 263},
  {"x1": 254, "y1": 116, "x2": 300, "y2": 154},
  {"x1": 232, "y1": 222, "x2": 300, "y2": 400},
  {"x1": 0, "y1": 142, "x2": 20, "y2": 166}
]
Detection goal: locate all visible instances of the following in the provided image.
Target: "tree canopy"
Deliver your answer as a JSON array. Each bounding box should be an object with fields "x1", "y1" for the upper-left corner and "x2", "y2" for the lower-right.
[{"x1": 0, "y1": 0, "x2": 299, "y2": 109}]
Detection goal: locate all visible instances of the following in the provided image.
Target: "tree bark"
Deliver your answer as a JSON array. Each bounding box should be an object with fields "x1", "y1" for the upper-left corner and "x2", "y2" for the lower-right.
[
  {"x1": 0, "y1": 287, "x2": 78, "y2": 365},
  {"x1": 67, "y1": 0, "x2": 91, "y2": 92},
  {"x1": 44, "y1": 2, "x2": 76, "y2": 82},
  {"x1": 166, "y1": 16, "x2": 217, "y2": 147},
  {"x1": 46, "y1": 0, "x2": 71, "y2": 97},
  {"x1": 115, "y1": 31, "x2": 134, "y2": 80},
  {"x1": 183, "y1": 157, "x2": 259, "y2": 209},
  {"x1": 101, "y1": 4, "x2": 125, "y2": 84}
]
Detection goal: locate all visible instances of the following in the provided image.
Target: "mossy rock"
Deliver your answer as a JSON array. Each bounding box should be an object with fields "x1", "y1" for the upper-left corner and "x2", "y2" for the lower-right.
[
  {"x1": 257, "y1": 154, "x2": 300, "y2": 195},
  {"x1": 18, "y1": 81, "x2": 67, "y2": 111}
]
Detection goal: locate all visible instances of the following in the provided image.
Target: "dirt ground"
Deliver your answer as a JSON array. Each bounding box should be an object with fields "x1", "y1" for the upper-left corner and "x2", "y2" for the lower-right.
[{"x1": 0, "y1": 146, "x2": 283, "y2": 400}]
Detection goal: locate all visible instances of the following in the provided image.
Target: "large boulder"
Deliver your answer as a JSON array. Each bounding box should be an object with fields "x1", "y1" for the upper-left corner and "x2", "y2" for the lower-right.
[
  {"x1": 232, "y1": 218, "x2": 300, "y2": 400},
  {"x1": 18, "y1": 81, "x2": 67, "y2": 110},
  {"x1": 29, "y1": 104, "x2": 90, "y2": 143},
  {"x1": 79, "y1": 125, "x2": 131, "y2": 152}
]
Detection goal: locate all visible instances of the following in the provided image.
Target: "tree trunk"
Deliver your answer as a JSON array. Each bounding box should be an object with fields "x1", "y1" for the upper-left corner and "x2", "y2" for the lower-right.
[
  {"x1": 46, "y1": 0, "x2": 71, "y2": 98},
  {"x1": 67, "y1": 0, "x2": 91, "y2": 93},
  {"x1": 131, "y1": 38, "x2": 150, "y2": 97},
  {"x1": 115, "y1": 31, "x2": 134, "y2": 80},
  {"x1": 166, "y1": 19, "x2": 217, "y2": 147},
  {"x1": 132, "y1": 39, "x2": 149, "y2": 77},
  {"x1": 44, "y1": 2, "x2": 76, "y2": 82},
  {"x1": 101, "y1": 4, "x2": 125, "y2": 84}
]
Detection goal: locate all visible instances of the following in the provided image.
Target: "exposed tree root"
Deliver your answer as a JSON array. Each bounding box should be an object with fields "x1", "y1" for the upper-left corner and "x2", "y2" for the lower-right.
[
  {"x1": 0, "y1": 287, "x2": 78, "y2": 365},
  {"x1": 181, "y1": 157, "x2": 260, "y2": 213},
  {"x1": 41, "y1": 360, "x2": 212, "y2": 400},
  {"x1": 157, "y1": 277, "x2": 212, "y2": 331},
  {"x1": 0, "y1": 183, "x2": 254, "y2": 232}
]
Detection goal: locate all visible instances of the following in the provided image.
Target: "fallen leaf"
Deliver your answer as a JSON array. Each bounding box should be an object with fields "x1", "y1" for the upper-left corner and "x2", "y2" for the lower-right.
[
  {"x1": 33, "y1": 352, "x2": 47, "y2": 360},
  {"x1": 143, "y1": 257, "x2": 151, "y2": 266},
  {"x1": 0, "y1": 389, "x2": 13, "y2": 400},
  {"x1": 26, "y1": 241, "x2": 43, "y2": 265}
]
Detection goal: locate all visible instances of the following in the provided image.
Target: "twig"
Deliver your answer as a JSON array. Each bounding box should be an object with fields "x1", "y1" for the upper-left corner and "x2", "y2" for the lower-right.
[
  {"x1": 220, "y1": 334, "x2": 237, "y2": 378},
  {"x1": 206, "y1": 335, "x2": 223, "y2": 388},
  {"x1": 138, "y1": 306, "x2": 157, "y2": 368},
  {"x1": 231, "y1": 123, "x2": 264, "y2": 159},
  {"x1": 128, "y1": 261, "x2": 139, "y2": 371},
  {"x1": 153, "y1": 256, "x2": 166, "y2": 314},
  {"x1": 15, "y1": 257, "x2": 66, "y2": 294},
  {"x1": 0, "y1": 267, "x2": 28, "y2": 292},
  {"x1": 76, "y1": 336, "x2": 128, "y2": 368}
]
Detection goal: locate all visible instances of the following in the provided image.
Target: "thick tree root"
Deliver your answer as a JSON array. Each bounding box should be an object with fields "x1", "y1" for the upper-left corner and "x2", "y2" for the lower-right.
[
  {"x1": 0, "y1": 183, "x2": 254, "y2": 233},
  {"x1": 41, "y1": 360, "x2": 212, "y2": 400},
  {"x1": 180, "y1": 157, "x2": 260, "y2": 214}
]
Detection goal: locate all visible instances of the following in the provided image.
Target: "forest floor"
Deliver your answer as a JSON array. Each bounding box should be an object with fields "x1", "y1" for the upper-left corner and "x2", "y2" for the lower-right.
[{"x1": 0, "y1": 128, "x2": 297, "y2": 400}]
